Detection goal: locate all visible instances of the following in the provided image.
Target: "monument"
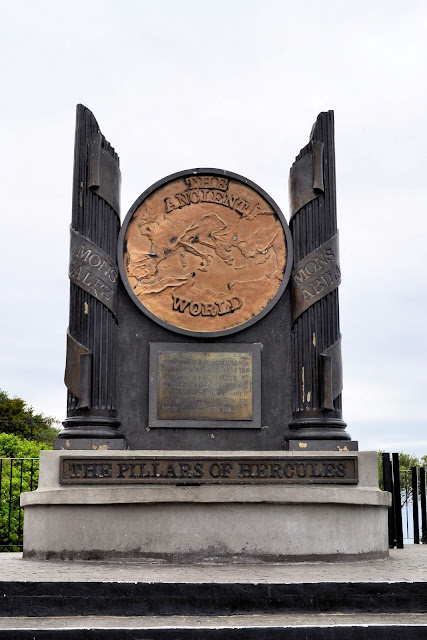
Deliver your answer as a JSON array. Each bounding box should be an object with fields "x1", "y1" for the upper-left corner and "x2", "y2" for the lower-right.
[{"x1": 21, "y1": 106, "x2": 390, "y2": 562}]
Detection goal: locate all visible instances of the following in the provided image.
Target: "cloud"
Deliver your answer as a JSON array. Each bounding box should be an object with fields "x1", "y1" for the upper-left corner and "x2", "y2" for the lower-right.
[{"x1": 0, "y1": 1, "x2": 426, "y2": 451}]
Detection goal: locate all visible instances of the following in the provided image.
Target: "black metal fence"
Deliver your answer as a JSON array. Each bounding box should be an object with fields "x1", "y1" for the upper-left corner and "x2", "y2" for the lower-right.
[
  {"x1": 0, "y1": 457, "x2": 40, "y2": 551},
  {"x1": 382, "y1": 452, "x2": 427, "y2": 548}
]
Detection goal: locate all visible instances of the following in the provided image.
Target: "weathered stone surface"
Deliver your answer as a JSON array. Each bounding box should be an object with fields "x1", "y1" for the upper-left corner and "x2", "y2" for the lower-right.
[{"x1": 22, "y1": 451, "x2": 390, "y2": 562}]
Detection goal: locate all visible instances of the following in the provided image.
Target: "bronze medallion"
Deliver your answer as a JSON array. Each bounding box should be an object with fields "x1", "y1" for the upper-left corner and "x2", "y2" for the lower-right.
[{"x1": 118, "y1": 169, "x2": 293, "y2": 336}]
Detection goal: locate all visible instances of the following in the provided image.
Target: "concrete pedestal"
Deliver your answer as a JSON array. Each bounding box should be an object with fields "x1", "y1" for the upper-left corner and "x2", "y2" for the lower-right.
[{"x1": 21, "y1": 450, "x2": 390, "y2": 562}]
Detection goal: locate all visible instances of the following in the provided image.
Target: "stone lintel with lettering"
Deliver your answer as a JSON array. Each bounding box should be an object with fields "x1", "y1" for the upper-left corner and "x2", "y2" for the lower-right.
[
  {"x1": 22, "y1": 450, "x2": 385, "y2": 502},
  {"x1": 59, "y1": 454, "x2": 358, "y2": 485}
]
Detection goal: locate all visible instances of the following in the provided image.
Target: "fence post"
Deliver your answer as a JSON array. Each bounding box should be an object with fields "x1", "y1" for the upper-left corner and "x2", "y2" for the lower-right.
[
  {"x1": 392, "y1": 453, "x2": 404, "y2": 548},
  {"x1": 411, "y1": 467, "x2": 420, "y2": 544},
  {"x1": 17, "y1": 460, "x2": 24, "y2": 546},
  {"x1": 7, "y1": 459, "x2": 13, "y2": 538},
  {"x1": 420, "y1": 467, "x2": 427, "y2": 544},
  {"x1": 382, "y1": 452, "x2": 396, "y2": 548}
]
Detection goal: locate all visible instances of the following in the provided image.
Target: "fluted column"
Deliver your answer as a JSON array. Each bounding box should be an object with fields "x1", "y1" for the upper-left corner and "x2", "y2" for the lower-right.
[
  {"x1": 58, "y1": 105, "x2": 123, "y2": 440},
  {"x1": 288, "y1": 111, "x2": 350, "y2": 441}
]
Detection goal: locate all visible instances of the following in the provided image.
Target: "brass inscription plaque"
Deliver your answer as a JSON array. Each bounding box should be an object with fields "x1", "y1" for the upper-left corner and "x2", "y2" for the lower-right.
[
  {"x1": 157, "y1": 351, "x2": 252, "y2": 421},
  {"x1": 149, "y1": 343, "x2": 261, "y2": 429},
  {"x1": 59, "y1": 456, "x2": 359, "y2": 485},
  {"x1": 119, "y1": 169, "x2": 292, "y2": 336}
]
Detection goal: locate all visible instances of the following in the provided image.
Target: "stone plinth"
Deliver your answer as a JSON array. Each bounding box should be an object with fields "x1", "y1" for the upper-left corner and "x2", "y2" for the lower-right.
[{"x1": 21, "y1": 450, "x2": 390, "y2": 562}]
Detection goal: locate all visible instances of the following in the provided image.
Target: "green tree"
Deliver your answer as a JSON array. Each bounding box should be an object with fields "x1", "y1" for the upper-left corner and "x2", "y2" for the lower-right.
[
  {"x1": 0, "y1": 389, "x2": 58, "y2": 551},
  {"x1": 0, "y1": 433, "x2": 50, "y2": 551},
  {"x1": 0, "y1": 389, "x2": 59, "y2": 444}
]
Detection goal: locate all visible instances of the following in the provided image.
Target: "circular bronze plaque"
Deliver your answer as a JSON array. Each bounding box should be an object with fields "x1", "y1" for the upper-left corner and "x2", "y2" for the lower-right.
[{"x1": 118, "y1": 169, "x2": 293, "y2": 337}]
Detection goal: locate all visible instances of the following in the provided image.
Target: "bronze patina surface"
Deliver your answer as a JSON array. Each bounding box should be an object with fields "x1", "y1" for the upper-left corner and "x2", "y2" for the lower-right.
[
  {"x1": 148, "y1": 343, "x2": 262, "y2": 429},
  {"x1": 120, "y1": 170, "x2": 290, "y2": 335},
  {"x1": 157, "y1": 351, "x2": 253, "y2": 421}
]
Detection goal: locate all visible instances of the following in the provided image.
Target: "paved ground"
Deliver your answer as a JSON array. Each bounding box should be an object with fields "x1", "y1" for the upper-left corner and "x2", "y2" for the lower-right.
[
  {"x1": 1, "y1": 546, "x2": 426, "y2": 584},
  {"x1": 1, "y1": 613, "x2": 427, "y2": 629}
]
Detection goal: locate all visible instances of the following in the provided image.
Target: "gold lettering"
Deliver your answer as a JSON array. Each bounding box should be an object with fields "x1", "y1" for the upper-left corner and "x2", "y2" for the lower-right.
[
  {"x1": 70, "y1": 265, "x2": 82, "y2": 280},
  {"x1": 172, "y1": 296, "x2": 242, "y2": 317},
  {"x1": 311, "y1": 279, "x2": 325, "y2": 294},
  {"x1": 222, "y1": 192, "x2": 236, "y2": 209},
  {"x1": 184, "y1": 176, "x2": 199, "y2": 189},
  {"x1": 229, "y1": 296, "x2": 242, "y2": 311},
  {"x1": 200, "y1": 176, "x2": 214, "y2": 188},
  {"x1": 302, "y1": 289, "x2": 314, "y2": 302},
  {"x1": 202, "y1": 303, "x2": 218, "y2": 316},
  {"x1": 189, "y1": 301, "x2": 202, "y2": 316},
  {"x1": 75, "y1": 245, "x2": 91, "y2": 261},
  {"x1": 216, "y1": 177, "x2": 229, "y2": 191},
  {"x1": 165, "y1": 197, "x2": 177, "y2": 213},
  {"x1": 246, "y1": 201, "x2": 261, "y2": 217},
  {"x1": 217, "y1": 300, "x2": 232, "y2": 315},
  {"x1": 189, "y1": 189, "x2": 200, "y2": 204},
  {"x1": 81, "y1": 271, "x2": 93, "y2": 286},
  {"x1": 234, "y1": 198, "x2": 250, "y2": 214},
  {"x1": 172, "y1": 294, "x2": 190, "y2": 313},
  {"x1": 305, "y1": 261, "x2": 318, "y2": 275},
  {"x1": 314, "y1": 253, "x2": 328, "y2": 268},
  {"x1": 200, "y1": 189, "x2": 215, "y2": 203},
  {"x1": 293, "y1": 268, "x2": 309, "y2": 286},
  {"x1": 88, "y1": 253, "x2": 102, "y2": 267},
  {"x1": 175, "y1": 192, "x2": 190, "y2": 208}
]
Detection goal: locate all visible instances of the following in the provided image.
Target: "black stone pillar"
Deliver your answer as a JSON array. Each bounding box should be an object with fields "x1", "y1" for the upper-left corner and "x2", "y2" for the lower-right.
[
  {"x1": 58, "y1": 105, "x2": 123, "y2": 442},
  {"x1": 288, "y1": 111, "x2": 350, "y2": 442}
]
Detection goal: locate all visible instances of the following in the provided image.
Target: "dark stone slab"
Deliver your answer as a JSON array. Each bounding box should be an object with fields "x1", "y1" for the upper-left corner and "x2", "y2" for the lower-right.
[
  {"x1": 116, "y1": 280, "x2": 293, "y2": 450},
  {"x1": 53, "y1": 438, "x2": 126, "y2": 451},
  {"x1": 287, "y1": 440, "x2": 359, "y2": 452},
  {"x1": 0, "y1": 625, "x2": 426, "y2": 639},
  {"x1": 1, "y1": 581, "x2": 427, "y2": 618}
]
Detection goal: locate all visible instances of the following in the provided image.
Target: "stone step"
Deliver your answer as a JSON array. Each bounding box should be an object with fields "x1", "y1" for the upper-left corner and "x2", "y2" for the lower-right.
[
  {"x1": 0, "y1": 614, "x2": 427, "y2": 639},
  {"x1": 2, "y1": 580, "x2": 427, "y2": 617}
]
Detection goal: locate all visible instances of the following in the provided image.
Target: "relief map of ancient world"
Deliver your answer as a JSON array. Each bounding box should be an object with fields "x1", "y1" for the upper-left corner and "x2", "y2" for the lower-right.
[{"x1": 120, "y1": 171, "x2": 290, "y2": 334}]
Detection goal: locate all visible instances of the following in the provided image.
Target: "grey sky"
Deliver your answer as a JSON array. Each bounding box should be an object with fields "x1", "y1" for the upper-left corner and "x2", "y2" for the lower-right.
[{"x1": 1, "y1": 0, "x2": 426, "y2": 454}]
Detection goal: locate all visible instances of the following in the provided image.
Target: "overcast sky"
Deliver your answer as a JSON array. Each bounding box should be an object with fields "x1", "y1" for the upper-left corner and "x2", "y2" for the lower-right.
[{"x1": 1, "y1": 0, "x2": 426, "y2": 455}]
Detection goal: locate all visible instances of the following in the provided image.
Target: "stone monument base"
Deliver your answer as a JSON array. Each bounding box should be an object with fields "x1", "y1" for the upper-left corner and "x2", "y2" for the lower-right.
[{"x1": 21, "y1": 450, "x2": 390, "y2": 562}]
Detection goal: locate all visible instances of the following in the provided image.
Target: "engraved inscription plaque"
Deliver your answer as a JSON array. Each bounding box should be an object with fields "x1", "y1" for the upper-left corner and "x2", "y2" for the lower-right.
[
  {"x1": 149, "y1": 343, "x2": 261, "y2": 429},
  {"x1": 158, "y1": 351, "x2": 253, "y2": 421},
  {"x1": 59, "y1": 455, "x2": 359, "y2": 485},
  {"x1": 118, "y1": 169, "x2": 293, "y2": 337}
]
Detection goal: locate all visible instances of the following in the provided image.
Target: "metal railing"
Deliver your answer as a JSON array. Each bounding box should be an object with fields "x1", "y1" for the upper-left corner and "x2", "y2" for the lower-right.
[
  {"x1": 382, "y1": 452, "x2": 427, "y2": 548},
  {"x1": 0, "y1": 457, "x2": 39, "y2": 551},
  {"x1": 400, "y1": 467, "x2": 427, "y2": 544}
]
